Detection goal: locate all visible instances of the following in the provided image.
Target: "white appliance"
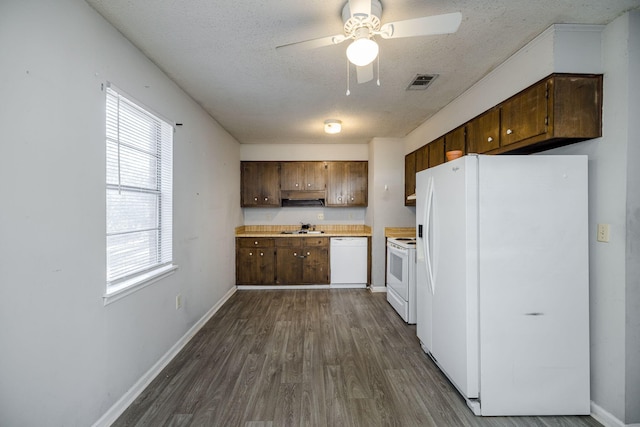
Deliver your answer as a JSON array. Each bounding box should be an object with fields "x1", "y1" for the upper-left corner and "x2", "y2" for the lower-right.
[
  {"x1": 330, "y1": 237, "x2": 367, "y2": 287},
  {"x1": 416, "y1": 154, "x2": 590, "y2": 416},
  {"x1": 386, "y1": 237, "x2": 417, "y2": 323}
]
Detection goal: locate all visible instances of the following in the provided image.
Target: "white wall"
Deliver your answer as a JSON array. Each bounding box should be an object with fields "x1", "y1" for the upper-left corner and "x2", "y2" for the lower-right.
[
  {"x1": 368, "y1": 138, "x2": 416, "y2": 289},
  {"x1": 546, "y1": 12, "x2": 639, "y2": 425},
  {"x1": 0, "y1": 1, "x2": 241, "y2": 426},
  {"x1": 624, "y1": 11, "x2": 640, "y2": 423},
  {"x1": 402, "y1": 17, "x2": 640, "y2": 425}
]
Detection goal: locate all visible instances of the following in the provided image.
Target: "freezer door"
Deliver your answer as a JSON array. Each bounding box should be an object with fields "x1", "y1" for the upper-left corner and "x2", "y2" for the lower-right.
[
  {"x1": 427, "y1": 156, "x2": 479, "y2": 400},
  {"x1": 415, "y1": 168, "x2": 433, "y2": 353}
]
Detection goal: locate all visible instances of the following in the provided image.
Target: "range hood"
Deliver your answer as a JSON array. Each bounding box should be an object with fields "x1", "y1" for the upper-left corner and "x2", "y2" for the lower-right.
[{"x1": 280, "y1": 190, "x2": 326, "y2": 207}]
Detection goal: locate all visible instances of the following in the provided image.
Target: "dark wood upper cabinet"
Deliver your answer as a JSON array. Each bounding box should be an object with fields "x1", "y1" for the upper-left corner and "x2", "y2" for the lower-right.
[
  {"x1": 405, "y1": 152, "x2": 416, "y2": 207},
  {"x1": 241, "y1": 162, "x2": 280, "y2": 207},
  {"x1": 415, "y1": 145, "x2": 429, "y2": 172},
  {"x1": 241, "y1": 160, "x2": 366, "y2": 208},
  {"x1": 445, "y1": 125, "x2": 466, "y2": 153},
  {"x1": 500, "y1": 80, "x2": 548, "y2": 148},
  {"x1": 490, "y1": 73, "x2": 603, "y2": 154},
  {"x1": 467, "y1": 107, "x2": 501, "y2": 154},
  {"x1": 280, "y1": 161, "x2": 326, "y2": 191},
  {"x1": 428, "y1": 137, "x2": 445, "y2": 168},
  {"x1": 326, "y1": 161, "x2": 368, "y2": 207}
]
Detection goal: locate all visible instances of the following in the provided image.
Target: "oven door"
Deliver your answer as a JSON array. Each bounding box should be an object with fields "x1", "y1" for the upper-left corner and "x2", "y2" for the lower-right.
[{"x1": 387, "y1": 243, "x2": 409, "y2": 300}]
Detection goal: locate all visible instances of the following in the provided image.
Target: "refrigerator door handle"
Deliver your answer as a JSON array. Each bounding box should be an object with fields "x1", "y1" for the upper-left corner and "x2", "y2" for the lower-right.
[{"x1": 424, "y1": 177, "x2": 435, "y2": 295}]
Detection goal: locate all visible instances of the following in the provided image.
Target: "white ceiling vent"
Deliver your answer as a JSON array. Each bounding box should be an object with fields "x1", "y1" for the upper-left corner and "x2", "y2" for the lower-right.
[{"x1": 407, "y1": 74, "x2": 438, "y2": 90}]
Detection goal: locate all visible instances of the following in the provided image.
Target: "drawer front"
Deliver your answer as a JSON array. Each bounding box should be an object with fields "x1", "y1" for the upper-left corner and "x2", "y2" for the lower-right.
[
  {"x1": 236, "y1": 237, "x2": 275, "y2": 248},
  {"x1": 304, "y1": 237, "x2": 329, "y2": 247},
  {"x1": 275, "y1": 237, "x2": 302, "y2": 247}
]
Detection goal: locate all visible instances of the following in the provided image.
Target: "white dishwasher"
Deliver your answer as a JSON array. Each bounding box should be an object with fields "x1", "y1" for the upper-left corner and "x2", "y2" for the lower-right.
[{"x1": 330, "y1": 237, "x2": 368, "y2": 288}]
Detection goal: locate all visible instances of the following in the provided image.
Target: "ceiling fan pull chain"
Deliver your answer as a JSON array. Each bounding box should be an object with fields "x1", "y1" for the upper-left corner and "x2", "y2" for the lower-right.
[
  {"x1": 376, "y1": 52, "x2": 381, "y2": 86},
  {"x1": 346, "y1": 60, "x2": 351, "y2": 96}
]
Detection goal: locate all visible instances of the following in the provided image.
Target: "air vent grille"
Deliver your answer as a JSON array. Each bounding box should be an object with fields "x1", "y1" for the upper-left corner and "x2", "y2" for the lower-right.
[{"x1": 407, "y1": 74, "x2": 438, "y2": 91}]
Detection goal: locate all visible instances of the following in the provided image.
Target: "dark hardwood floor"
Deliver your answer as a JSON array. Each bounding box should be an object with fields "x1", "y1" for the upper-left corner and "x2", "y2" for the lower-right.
[{"x1": 113, "y1": 289, "x2": 601, "y2": 427}]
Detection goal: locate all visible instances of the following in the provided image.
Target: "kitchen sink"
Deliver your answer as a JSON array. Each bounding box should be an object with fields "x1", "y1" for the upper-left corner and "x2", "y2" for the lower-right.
[{"x1": 280, "y1": 230, "x2": 324, "y2": 234}]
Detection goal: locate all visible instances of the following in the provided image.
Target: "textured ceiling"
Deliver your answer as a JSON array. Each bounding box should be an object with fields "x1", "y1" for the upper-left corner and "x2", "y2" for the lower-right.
[{"x1": 85, "y1": 0, "x2": 639, "y2": 144}]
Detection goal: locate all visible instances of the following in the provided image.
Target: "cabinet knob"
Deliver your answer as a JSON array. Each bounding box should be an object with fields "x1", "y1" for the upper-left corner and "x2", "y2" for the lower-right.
[
  {"x1": 264, "y1": 197, "x2": 268, "y2": 201},
  {"x1": 295, "y1": 183, "x2": 299, "y2": 187},
  {"x1": 260, "y1": 252, "x2": 264, "y2": 256},
  {"x1": 254, "y1": 197, "x2": 258, "y2": 201},
  {"x1": 350, "y1": 197, "x2": 354, "y2": 201},
  {"x1": 254, "y1": 241, "x2": 258, "y2": 245},
  {"x1": 338, "y1": 196, "x2": 342, "y2": 201},
  {"x1": 487, "y1": 136, "x2": 493, "y2": 142},
  {"x1": 249, "y1": 252, "x2": 253, "y2": 256},
  {"x1": 307, "y1": 183, "x2": 311, "y2": 187},
  {"x1": 307, "y1": 252, "x2": 310, "y2": 256},
  {"x1": 506, "y1": 129, "x2": 513, "y2": 135},
  {"x1": 294, "y1": 252, "x2": 297, "y2": 256}
]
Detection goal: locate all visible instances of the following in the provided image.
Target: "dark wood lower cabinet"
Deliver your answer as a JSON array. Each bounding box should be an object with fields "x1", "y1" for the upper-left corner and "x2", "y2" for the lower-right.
[
  {"x1": 236, "y1": 238, "x2": 275, "y2": 285},
  {"x1": 276, "y1": 237, "x2": 329, "y2": 285},
  {"x1": 237, "y1": 237, "x2": 329, "y2": 285}
]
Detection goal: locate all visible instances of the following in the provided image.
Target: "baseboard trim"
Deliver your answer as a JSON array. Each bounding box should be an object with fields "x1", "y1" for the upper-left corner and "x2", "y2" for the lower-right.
[
  {"x1": 369, "y1": 285, "x2": 387, "y2": 293},
  {"x1": 590, "y1": 401, "x2": 639, "y2": 427},
  {"x1": 236, "y1": 284, "x2": 368, "y2": 290},
  {"x1": 92, "y1": 286, "x2": 237, "y2": 427}
]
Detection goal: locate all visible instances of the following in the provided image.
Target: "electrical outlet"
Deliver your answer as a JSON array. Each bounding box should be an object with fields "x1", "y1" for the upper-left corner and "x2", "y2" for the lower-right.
[
  {"x1": 317, "y1": 213, "x2": 324, "y2": 220},
  {"x1": 597, "y1": 224, "x2": 610, "y2": 243},
  {"x1": 176, "y1": 294, "x2": 183, "y2": 310}
]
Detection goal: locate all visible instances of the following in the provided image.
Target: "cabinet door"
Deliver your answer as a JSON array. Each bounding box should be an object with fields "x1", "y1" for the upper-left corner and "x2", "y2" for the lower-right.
[
  {"x1": 346, "y1": 161, "x2": 368, "y2": 206},
  {"x1": 303, "y1": 161, "x2": 326, "y2": 191},
  {"x1": 276, "y1": 247, "x2": 303, "y2": 285},
  {"x1": 280, "y1": 162, "x2": 304, "y2": 191},
  {"x1": 428, "y1": 137, "x2": 445, "y2": 168},
  {"x1": 501, "y1": 81, "x2": 547, "y2": 147},
  {"x1": 415, "y1": 145, "x2": 429, "y2": 172},
  {"x1": 301, "y1": 246, "x2": 329, "y2": 284},
  {"x1": 445, "y1": 125, "x2": 466, "y2": 153},
  {"x1": 236, "y1": 247, "x2": 274, "y2": 285},
  {"x1": 467, "y1": 108, "x2": 500, "y2": 153},
  {"x1": 258, "y1": 162, "x2": 280, "y2": 206},
  {"x1": 241, "y1": 162, "x2": 260, "y2": 207},
  {"x1": 405, "y1": 152, "x2": 416, "y2": 207},
  {"x1": 326, "y1": 162, "x2": 348, "y2": 206},
  {"x1": 241, "y1": 162, "x2": 280, "y2": 207}
]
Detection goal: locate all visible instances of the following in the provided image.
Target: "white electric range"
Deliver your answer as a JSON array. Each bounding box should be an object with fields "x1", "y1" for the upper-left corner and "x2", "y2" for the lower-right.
[{"x1": 386, "y1": 237, "x2": 417, "y2": 324}]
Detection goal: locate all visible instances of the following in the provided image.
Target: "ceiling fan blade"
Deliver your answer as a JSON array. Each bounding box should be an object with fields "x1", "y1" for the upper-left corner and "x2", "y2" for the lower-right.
[
  {"x1": 276, "y1": 34, "x2": 346, "y2": 53},
  {"x1": 379, "y1": 12, "x2": 462, "y2": 39},
  {"x1": 356, "y1": 64, "x2": 373, "y2": 84},
  {"x1": 348, "y1": 0, "x2": 371, "y2": 18}
]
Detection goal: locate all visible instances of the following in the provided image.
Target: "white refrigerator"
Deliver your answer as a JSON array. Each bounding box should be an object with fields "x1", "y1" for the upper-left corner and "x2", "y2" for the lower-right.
[{"x1": 415, "y1": 154, "x2": 590, "y2": 416}]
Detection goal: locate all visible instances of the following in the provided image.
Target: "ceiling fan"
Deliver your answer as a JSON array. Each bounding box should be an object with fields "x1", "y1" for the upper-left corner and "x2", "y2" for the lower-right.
[{"x1": 276, "y1": 0, "x2": 462, "y2": 85}]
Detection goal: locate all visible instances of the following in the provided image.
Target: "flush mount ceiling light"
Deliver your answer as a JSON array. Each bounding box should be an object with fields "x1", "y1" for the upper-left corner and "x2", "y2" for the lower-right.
[
  {"x1": 346, "y1": 27, "x2": 379, "y2": 66},
  {"x1": 324, "y1": 119, "x2": 342, "y2": 134}
]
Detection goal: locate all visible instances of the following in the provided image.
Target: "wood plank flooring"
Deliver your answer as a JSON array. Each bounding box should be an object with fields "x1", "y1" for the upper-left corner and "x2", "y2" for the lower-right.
[{"x1": 113, "y1": 290, "x2": 601, "y2": 427}]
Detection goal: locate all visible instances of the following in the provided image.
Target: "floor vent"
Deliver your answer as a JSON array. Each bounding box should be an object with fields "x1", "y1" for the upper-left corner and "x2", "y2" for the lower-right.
[{"x1": 407, "y1": 74, "x2": 438, "y2": 90}]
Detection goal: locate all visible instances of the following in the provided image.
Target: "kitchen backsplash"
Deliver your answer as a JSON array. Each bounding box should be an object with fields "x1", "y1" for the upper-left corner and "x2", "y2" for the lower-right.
[{"x1": 242, "y1": 207, "x2": 366, "y2": 225}]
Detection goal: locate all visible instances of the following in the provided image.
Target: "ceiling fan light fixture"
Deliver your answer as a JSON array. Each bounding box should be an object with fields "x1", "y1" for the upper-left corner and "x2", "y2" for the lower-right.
[
  {"x1": 346, "y1": 28, "x2": 379, "y2": 66},
  {"x1": 324, "y1": 119, "x2": 342, "y2": 134}
]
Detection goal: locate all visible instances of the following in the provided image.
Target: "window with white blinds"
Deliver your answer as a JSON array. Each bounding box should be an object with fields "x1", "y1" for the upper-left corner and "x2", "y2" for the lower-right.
[{"x1": 105, "y1": 86, "x2": 173, "y2": 294}]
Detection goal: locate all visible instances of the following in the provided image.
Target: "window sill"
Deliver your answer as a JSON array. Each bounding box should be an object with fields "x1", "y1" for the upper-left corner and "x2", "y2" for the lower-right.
[{"x1": 103, "y1": 264, "x2": 178, "y2": 306}]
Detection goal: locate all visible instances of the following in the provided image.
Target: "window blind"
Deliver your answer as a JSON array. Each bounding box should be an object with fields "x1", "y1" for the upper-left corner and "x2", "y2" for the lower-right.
[{"x1": 106, "y1": 86, "x2": 173, "y2": 290}]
